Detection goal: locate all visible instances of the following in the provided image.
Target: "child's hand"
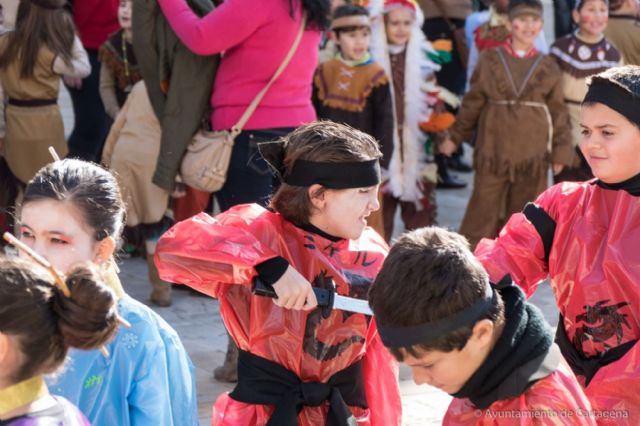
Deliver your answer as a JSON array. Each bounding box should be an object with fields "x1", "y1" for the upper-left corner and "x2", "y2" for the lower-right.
[
  {"x1": 63, "y1": 76, "x2": 83, "y2": 89},
  {"x1": 272, "y1": 266, "x2": 318, "y2": 311},
  {"x1": 439, "y1": 138, "x2": 457, "y2": 157},
  {"x1": 552, "y1": 163, "x2": 565, "y2": 176},
  {"x1": 171, "y1": 183, "x2": 187, "y2": 199}
]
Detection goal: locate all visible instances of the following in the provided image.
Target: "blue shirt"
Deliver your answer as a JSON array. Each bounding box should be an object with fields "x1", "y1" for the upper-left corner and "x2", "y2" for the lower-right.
[{"x1": 47, "y1": 295, "x2": 198, "y2": 426}]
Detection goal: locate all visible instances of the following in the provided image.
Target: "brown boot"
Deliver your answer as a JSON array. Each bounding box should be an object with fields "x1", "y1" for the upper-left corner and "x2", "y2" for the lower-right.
[
  {"x1": 146, "y1": 243, "x2": 172, "y2": 307},
  {"x1": 214, "y1": 335, "x2": 238, "y2": 382}
]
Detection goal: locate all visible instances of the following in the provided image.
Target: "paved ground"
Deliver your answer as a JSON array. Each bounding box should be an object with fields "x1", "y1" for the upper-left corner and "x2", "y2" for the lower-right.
[{"x1": 58, "y1": 86, "x2": 559, "y2": 425}]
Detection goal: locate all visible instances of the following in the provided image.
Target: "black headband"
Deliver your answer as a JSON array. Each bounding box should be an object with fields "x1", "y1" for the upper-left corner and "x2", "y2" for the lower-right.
[
  {"x1": 377, "y1": 284, "x2": 496, "y2": 348},
  {"x1": 583, "y1": 80, "x2": 640, "y2": 127},
  {"x1": 284, "y1": 159, "x2": 380, "y2": 188},
  {"x1": 258, "y1": 141, "x2": 381, "y2": 189}
]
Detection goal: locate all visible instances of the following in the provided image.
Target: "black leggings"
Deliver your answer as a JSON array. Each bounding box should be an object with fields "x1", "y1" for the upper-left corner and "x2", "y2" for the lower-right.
[{"x1": 66, "y1": 49, "x2": 111, "y2": 162}]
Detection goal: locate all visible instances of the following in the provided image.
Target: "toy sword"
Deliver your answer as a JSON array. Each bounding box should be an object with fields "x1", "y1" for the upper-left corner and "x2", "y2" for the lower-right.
[{"x1": 252, "y1": 278, "x2": 373, "y2": 316}]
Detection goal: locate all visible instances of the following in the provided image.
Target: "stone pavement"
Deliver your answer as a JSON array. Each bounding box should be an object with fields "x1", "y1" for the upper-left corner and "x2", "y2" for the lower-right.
[{"x1": 58, "y1": 86, "x2": 559, "y2": 425}]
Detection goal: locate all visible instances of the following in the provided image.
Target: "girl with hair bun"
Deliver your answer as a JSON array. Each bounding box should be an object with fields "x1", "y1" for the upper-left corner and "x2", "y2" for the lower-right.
[
  {"x1": 0, "y1": 257, "x2": 118, "y2": 425},
  {"x1": 17, "y1": 158, "x2": 197, "y2": 426}
]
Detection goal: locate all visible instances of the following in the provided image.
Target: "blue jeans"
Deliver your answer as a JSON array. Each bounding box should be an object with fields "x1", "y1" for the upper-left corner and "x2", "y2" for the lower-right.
[{"x1": 215, "y1": 128, "x2": 294, "y2": 212}]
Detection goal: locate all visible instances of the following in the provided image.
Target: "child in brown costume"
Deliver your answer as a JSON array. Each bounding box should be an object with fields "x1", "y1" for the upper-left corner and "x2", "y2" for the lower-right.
[
  {"x1": 604, "y1": 0, "x2": 640, "y2": 65},
  {"x1": 98, "y1": 0, "x2": 141, "y2": 119},
  {"x1": 313, "y1": 4, "x2": 394, "y2": 238},
  {"x1": 442, "y1": 0, "x2": 573, "y2": 247},
  {"x1": 550, "y1": 0, "x2": 621, "y2": 183}
]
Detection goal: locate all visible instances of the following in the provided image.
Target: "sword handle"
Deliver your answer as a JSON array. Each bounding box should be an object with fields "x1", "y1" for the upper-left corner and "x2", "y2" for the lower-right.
[
  {"x1": 252, "y1": 278, "x2": 333, "y2": 316},
  {"x1": 251, "y1": 277, "x2": 278, "y2": 298}
]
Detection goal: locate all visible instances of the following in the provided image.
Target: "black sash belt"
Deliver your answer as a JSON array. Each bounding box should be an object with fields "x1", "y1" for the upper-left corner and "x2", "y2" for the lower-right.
[
  {"x1": 8, "y1": 98, "x2": 57, "y2": 107},
  {"x1": 230, "y1": 350, "x2": 367, "y2": 426},
  {"x1": 555, "y1": 314, "x2": 637, "y2": 386}
]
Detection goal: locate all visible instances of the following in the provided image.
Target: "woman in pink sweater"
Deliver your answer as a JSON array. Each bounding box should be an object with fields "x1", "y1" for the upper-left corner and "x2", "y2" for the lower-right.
[
  {"x1": 157, "y1": 0, "x2": 329, "y2": 203},
  {"x1": 157, "y1": 0, "x2": 330, "y2": 381}
]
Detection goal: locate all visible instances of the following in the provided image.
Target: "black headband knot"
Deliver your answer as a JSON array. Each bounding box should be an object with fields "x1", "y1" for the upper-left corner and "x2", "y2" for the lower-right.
[
  {"x1": 258, "y1": 141, "x2": 381, "y2": 189},
  {"x1": 257, "y1": 140, "x2": 287, "y2": 179}
]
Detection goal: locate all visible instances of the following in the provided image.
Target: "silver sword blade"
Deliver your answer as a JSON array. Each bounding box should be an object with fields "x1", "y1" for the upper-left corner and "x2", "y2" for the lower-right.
[{"x1": 333, "y1": 294, "x2": 374, "y2": 316}]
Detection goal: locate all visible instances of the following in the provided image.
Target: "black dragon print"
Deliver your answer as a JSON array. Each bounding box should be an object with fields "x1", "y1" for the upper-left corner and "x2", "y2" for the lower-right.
[{"x1": 573, "y1": 300, "x2": 632, "y2": 356}]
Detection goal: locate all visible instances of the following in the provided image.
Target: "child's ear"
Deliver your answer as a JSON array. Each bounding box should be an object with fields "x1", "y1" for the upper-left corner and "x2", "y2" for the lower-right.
[
  {"x1": 0, "y1": 333, "x2": 8, "y2": 365},
  {"x1": 471, "y1": 319, "x2": 495, "y2": 348},
  {"x1": 572, "y1": 9, "x2": 581, "y2": 25},
  {"x1": 505, "y1": 19, "x2": 513, "y2": 33},
  {"x1": 308, "y1": 184, "x2": 327, "y2": 210},
  {"x1": 329, "y1": 30, "x2": 339, "y2": 44}
]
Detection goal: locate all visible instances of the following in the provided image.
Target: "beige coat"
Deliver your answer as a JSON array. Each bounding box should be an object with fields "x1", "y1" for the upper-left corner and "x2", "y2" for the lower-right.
[{"x1": 102, "y1": 81, "x2": 169, "y2": 226}]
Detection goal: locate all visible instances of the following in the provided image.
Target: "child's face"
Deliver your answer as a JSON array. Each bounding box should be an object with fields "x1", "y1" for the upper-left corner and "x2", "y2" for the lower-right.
[
  {"x1": 309, "y1": 185, "x2": 380, "y2": 240},
  {"x1": 118, "y1": 0, "x2": 132, "y2": 31},
  {"x1": 580, "y1": 103, "x2": 640, "y2": 183},
  {"x1": 507, "y1": 14, "x2": 543, "y2": 48},
  {"x1": 385, "y1": 8, "x2": 414, "y2": 46},
  {"x1": 19, "y1": 199, "x2": 101, "y2": 274},
  {"x1": 335, "y1": 26, "x2": 371, "y2": 62},
  {"x1": 402, "y1": 320, "x2": 495, "y2": 394},
  {"x1": 573, "y1": 0, "x2": 609, "y2": 37}
]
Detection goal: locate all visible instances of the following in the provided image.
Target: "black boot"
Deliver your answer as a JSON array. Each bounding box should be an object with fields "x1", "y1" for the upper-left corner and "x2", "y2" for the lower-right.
[
  {"x1": 435, "y1": 154, "x2": 467, "y2": 189},
  {"x1": 446, "y1": 148, "x2": 472, "y2": 173}
]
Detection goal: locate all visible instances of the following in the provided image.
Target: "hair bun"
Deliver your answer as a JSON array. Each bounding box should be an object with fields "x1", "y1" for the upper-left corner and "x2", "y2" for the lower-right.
[{"x1": 52, "y1": 264, "x2": 119, "y2": 350}]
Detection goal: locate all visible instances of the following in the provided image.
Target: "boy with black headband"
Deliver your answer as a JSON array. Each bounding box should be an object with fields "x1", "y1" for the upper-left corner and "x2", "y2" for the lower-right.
[
  {"x1": 475, "y1": 65, "x2": 640, "y2": 420},
  {"x1": 155, "y1": 121, "x2": 401, "y2": 425},
  {"x1": 313, "y1": 4, "x2": 394, "y2": 237},
  {"x1": 369, "y1": 227, "x2": 595, "y2": 424},
  {"x1": 441, "y1": 0, "x2": 574, "y2": 248}
]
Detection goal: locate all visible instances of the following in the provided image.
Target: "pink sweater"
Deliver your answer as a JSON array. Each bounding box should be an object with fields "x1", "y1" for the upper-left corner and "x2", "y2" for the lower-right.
[{"x1": 157, "y1": 0, "x2": 320, "y2": 130}]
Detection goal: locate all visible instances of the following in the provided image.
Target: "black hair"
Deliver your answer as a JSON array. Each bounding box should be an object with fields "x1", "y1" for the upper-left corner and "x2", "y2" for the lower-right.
[
  {"x1": 575, "y1": 0, "x2": 609, "y2": 11},
  {"x1": 293, "y1": 0, "x2": 331, "y2": 31},
  {"x1": 333, "y1": 4, "x2": 369, "y2": 19},
  {"x1": 332, "y1": 4, "x2": 370, "y2": 34},
  {"x1": 508, "y1": 0, "x2": 543, "y2": 13},
  {"x1": 22, "y1": 159, "x2": 126, "y2": 244},
  {"x1": 368, "y1": 227, "x2": 504, "y2": 360},
  {"x1": 588, "y1": 65, "x2": 640, "y2": 98}
]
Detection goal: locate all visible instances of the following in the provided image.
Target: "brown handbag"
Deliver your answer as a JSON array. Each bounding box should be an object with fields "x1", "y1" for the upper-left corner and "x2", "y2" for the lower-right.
[
  {"x1": 431, "y1": 0, "x2": 469, "y2": 70},
  {"x1": 180, "y1": 14, "x2": 306, "y2": 193}
]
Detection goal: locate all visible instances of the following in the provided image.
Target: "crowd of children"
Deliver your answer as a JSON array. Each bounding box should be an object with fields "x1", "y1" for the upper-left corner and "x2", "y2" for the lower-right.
[{"x1": 1, "y1": 0, "x2": 640, "y2": 425}]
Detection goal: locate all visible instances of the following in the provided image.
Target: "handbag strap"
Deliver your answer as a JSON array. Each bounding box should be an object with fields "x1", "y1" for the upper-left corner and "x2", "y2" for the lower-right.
[{"x1": 230, "y1": 12, "x2": 307, "y2": 136}]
